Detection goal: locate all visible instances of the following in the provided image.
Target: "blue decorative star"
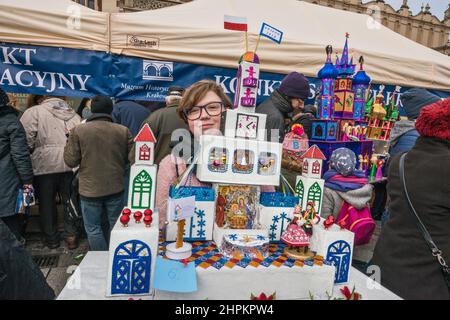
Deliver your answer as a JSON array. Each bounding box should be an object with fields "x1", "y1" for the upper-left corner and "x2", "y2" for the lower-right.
[
  {"x1": 196, "y1": 209, "x2": 205, "y2": 218},
  {"x1": 197, "y1": 230, "x2": 206, "y2": 238},
  {"x1": 272, "y1": 216, "x2": 280, "y2": 223},
  {"x1": 257, "y1": 235, "x2": 266, "y2": 241},
  {"x1": 197, "y1": 220, "x2": 206, "y2": 227},
  {"x1": 229, "y1": 234, "x2": 238, "y2": 241}
]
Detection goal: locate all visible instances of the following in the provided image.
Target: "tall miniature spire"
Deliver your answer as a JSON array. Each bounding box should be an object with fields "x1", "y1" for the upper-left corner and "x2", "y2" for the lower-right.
[
  {"x1": 341, "y1": 33, "x2": 350, "y2": 65},
  {"x1": 401, "y1": 0, "x2": 409, "y2": 9}
]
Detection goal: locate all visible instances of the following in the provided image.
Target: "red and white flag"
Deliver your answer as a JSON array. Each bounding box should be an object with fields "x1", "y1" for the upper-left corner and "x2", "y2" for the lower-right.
[{"x1": 224, "y1": 15, "x2": 248, "y2": 31}]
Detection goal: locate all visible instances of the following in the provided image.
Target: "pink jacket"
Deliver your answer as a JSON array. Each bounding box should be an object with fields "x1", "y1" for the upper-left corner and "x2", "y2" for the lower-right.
[{"x1": 156, "y1": 154, "x2": 275, "y2": 228}]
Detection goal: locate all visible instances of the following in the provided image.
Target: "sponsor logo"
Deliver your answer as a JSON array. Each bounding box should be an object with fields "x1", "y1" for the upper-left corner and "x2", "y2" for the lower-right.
[
  {"x1": 143, "y1": 60, "x2": 173, "y2": 81},
  {"x1": 127, "y1": 35, "x2": 159, "y2": 49}
]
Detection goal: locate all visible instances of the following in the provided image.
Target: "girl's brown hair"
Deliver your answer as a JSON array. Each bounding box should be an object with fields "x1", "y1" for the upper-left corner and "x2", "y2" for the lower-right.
[{"x1": 177, "y1": 80, "x2": 232, "y2": 122}]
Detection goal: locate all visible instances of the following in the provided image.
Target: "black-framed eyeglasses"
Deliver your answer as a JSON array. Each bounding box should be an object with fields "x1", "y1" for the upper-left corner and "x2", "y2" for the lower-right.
[{"x1": 184, "y1": 101, "x2": 224, "y2": 120}]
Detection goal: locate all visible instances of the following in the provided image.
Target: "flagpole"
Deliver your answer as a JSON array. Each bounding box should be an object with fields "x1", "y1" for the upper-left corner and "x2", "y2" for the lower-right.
[
  {"x1": 245, "y1": 30, "x2": 249, "y2": 52},
  {"x1": 254, "y1": 34, "x2": 261, "y2": 54}
]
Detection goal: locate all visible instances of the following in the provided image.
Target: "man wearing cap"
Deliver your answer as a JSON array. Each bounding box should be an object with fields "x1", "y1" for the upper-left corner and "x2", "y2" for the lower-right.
[
  {"x1": 139, "y1": 86, "x2": 188, "y2": 165},
  {"x1": 256, "y1": 72, "x2": 311, "y2": 142},
  {"x1": 64, "y1": 95, "x2": 134, "y2": 251}
]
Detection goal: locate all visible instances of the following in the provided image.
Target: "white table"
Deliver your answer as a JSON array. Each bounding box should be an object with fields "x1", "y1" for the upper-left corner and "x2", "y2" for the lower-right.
[{"x1": 58, "y1": 251, "x2": 401, "y2": 300}]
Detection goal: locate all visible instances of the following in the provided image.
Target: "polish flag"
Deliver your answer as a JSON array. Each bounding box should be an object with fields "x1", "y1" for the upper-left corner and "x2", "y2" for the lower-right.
[{"x1": 224, "y1": 15, "x2": 248, "y2": 31}]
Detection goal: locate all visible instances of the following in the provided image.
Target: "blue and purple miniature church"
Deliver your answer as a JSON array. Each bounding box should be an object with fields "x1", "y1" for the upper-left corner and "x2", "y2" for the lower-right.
[{"x1": 311, "y1": 34, "x2": 373, "y2": 172}]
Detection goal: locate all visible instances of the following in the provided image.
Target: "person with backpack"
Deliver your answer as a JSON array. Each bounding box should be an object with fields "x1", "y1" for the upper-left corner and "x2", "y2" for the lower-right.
[
  {"x1": 320, "y1": 148, "x2": 376, "y2": 248},
  {"x1": 321, "y1": 148, "x2": 373, "y2": 220},
  {"x1": 20, "y1": 96, "x2": 81, "y2": 249}
]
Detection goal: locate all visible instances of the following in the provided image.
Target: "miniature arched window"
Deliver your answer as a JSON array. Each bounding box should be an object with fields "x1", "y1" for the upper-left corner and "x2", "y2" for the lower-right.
[
  {"x1": 111, "y1": 240, "x2": 151, "y2": 294},
  {"x1": 303, "y1": 159, "x2": 309, "y2": 173},
  {"x1": 312, "y1": 160, "x2": 321, "y2": 174},
  {"x1": 139, "y1": 144, "x2": 150, "y2": 161},
  {"x1": 329, "y1": 125, "x2": 335, "y2": 137},
  {"x1": 131, "y1": 170, "x2": 152, "y2": 209},
  {"x1": 307, "y1": 182, "x2": 322, "y2": 212},
  {"x1": 295, "y1": 180, "x2": 304, "y2": 204},
  {"x1": 326, "y1": 240, "x2": 351, "y2": 283}
]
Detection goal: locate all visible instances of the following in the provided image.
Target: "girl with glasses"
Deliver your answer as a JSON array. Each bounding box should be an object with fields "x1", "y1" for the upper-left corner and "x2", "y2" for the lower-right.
[{"x1": 155, "y1": 80, "x2": 274, "y2": 228}]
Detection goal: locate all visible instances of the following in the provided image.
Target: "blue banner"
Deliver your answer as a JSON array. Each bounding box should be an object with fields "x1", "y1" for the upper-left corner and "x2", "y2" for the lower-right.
[
  {"x1": 0, "y1": 43, "x2": 112, "y2": 97},
  {"x1": 1, "y1": 42, "x2": 449, "y2": 116}
]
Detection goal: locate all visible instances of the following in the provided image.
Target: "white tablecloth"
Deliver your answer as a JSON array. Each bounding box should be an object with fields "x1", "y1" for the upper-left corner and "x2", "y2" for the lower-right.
[{"x1": 57, "y1": 251, "x2": 402, "y2": 300}]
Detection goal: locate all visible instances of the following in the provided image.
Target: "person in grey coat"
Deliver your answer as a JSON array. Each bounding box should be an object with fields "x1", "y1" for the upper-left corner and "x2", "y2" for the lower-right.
[
  {"x1": 256, "y1": 72, "x2": 310, "y2": 142},
  {"x1": 0, "y1": 88, "x2": 34, "y2": 241}
]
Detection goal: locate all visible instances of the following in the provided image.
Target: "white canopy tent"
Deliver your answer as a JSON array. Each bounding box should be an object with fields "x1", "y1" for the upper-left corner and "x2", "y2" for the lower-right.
[
  {"x1": 109, "y1": 0, "x2": 450, "y2": 91},
  {"x1": 0, "y1": 0, "x2": 109, "y2": 52},
  {"x1": 0, "y1": 0, "x2": 448, "y2": 91}
]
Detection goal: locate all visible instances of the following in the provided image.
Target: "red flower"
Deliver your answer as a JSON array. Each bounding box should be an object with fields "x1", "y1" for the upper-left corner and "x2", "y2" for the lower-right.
[
  {"x1": 340, "y1": 286, "x2": 352, "y2": 299},
  {"x1": 251, "y1": 292, "x2": 276, "y2": 300},
  {"x1": 340, "y1": 286, "x2": 361, "y2": 300}
]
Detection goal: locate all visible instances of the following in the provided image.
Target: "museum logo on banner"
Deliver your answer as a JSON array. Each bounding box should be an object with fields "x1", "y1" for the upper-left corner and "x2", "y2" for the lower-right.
[
  {"x1": 127, "y1": 35, "x2": 160, "y2": 50},
  {"x1": 143, "y1": 60, "x2": 174, "y2": 81}
]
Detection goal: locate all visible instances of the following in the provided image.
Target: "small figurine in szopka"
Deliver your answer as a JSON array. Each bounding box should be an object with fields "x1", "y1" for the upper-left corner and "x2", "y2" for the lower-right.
[
  {"x1": 281, "y1": 205, "x2": 314, "y2": 260},
  {"x1": 302, "y1": 201, "x2": 321, "y2": 236},
  {"x1": 369, "y1": 155, "x2": 378, "y2": 181},
  {"x1": 281, "y1": 123, "x2": 308, "y2": 172},
  {"x1": 375, "y1": 159, "x2": 385, "y2": 181}
]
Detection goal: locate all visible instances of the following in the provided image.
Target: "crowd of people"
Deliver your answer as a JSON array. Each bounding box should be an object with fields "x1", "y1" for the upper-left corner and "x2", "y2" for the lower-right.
[{"x1": 0, "y1": 72, "x2": 449, "y2": 300}]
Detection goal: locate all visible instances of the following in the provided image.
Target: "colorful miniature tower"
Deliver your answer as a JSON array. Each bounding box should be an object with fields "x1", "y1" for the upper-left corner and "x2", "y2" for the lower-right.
[
  {"x1": 317, "y1": 45, "x2": 338, "y2": 119},
  {"x1": 197, "y1": 47, "x2": 282, "y2": 249},
  {"x1": 352, "y1": 56, "x2": 371, "y2": 121},
  {"x1": 295, "y1": 145, "x2": 326, "y2": 214},
  {"x1": 128, "y1": 124, "x2": 158, "y2": 211},
  {"x1": 309, "y1": 34, "x2": 373, "y2": 173},
  {"x1": 333, "y1": 33, "x2": 356, "y2": 119},
  {"x1": 234, "y1": 52, "x2": 260, "y2": 113},
  {"x1": 366, "y1": 87, "x2": 386, "y2": 140}
]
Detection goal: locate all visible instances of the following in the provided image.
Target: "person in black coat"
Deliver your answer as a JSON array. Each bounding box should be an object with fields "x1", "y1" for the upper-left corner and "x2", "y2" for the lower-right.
[
  {"x1": 0, "y1": 219, "x2": 55, "y2": 299},
  {"x1": 256, "y1": 72, "x2": 310, "y2": 142},
  {"x1": 371, "y1": 98, "x2": 450, "y2": 300},
  {"x1": 0, "y1": 88, "x2": 34, "y2": 241}
]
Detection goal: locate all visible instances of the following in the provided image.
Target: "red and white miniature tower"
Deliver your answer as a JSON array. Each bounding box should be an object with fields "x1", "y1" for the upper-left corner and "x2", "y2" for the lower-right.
[
  {"x1": 295, "y1": 145, "x2": 326, "y2": 214},
  {"x1": 134, "y1": 123, "x2": 157, "y2": 165},
  {"x1": 127, "y1": 123, "x2": 158, "y2": 212}
]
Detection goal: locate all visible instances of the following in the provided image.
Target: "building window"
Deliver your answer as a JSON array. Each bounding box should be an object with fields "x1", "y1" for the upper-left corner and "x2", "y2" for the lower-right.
[
  {"x1": 394, "y1": 20, "x2": 400, "y2": 32},
  {"x1": 88, "y1": 0, "x2": 95, "y2": 9}
]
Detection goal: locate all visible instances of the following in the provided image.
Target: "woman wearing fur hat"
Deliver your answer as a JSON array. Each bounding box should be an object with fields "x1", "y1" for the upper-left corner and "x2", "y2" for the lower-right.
[{"x1": 372, "y1": 98, "x2": 450, "y2": 300}]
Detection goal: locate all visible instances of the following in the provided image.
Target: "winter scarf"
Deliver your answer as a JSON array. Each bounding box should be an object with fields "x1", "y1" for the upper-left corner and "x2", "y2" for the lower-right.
[{"x1": 323, "y1": 169, "x2": 368, "y2": 192}]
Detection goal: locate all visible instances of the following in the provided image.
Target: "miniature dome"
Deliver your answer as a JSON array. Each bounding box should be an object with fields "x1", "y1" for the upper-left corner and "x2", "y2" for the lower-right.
[
  {"x1": 318, "y1": 45, "x2": 338, "y2": 79},
  {"x1": 353, "y1": 56, "x2": 371, "y2": 85},
  {"x1": 318, "y1": 62, "x2": 338, "y2": 79},
  {"x1": 353, "y1": 69, "x2": 371, "y2": 85}
]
